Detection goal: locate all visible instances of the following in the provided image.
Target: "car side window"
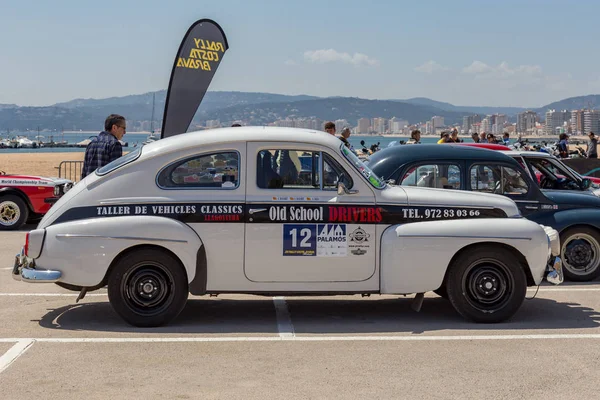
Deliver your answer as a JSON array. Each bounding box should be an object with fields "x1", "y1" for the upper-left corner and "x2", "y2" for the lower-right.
[
  {"x1": 157, "y1": 152, "x2": 239, "y2": 189},
  {"x1": 256, "y1": 149, "x2": 352, "y2": 190},
  {"x1": 399, "y1": 164, "x2": 460, "y2": 189},
  {"x1": 470, "y1": 164, "x2": 529, "y2": 195}
]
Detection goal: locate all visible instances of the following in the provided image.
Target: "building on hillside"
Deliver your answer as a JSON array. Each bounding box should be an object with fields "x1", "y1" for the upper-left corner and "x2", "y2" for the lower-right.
[
  {"x1": 544, "y1": 109, "x2": 570, "y2": 135},
  {"x1": 357, "y1": 118, "x2": 370, "y2": 134},
  {"x1": 517, "y1": 111, "x2": 537, "y2": 134},
  {"x1": 584, "y1": 110, "x2": 600, "y2": 135}
]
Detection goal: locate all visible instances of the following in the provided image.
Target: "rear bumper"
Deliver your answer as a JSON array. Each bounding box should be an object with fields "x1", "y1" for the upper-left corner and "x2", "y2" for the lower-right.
[{"x1": 12, "y1": 247, "x2": 61, "y2": 283}]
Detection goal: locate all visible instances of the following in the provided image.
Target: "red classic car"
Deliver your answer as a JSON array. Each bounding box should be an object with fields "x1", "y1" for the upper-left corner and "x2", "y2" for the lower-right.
[{"x1": 0, "y1": 172, "x2": 73, "y2": 230}]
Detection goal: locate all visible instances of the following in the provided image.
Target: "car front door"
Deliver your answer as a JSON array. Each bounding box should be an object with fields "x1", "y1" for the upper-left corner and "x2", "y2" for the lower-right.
[
  {"x1": 467, "y1": 161, "x2": 545, "y2": 217},
  {"x1": 244, "y1": 142, "x2": 377, "y2": 283}
]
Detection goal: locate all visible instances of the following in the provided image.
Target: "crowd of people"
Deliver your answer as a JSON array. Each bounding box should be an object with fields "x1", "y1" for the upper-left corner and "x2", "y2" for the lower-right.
[{"x1": 80, "y1": 115, "x2": 600, "y2": 181}]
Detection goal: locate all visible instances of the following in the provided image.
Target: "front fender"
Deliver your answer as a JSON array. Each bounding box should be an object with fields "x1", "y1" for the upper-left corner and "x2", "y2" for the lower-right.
[
  {"x1": 35, "y1": 216, "x2": 202, "y2": 287},
  {"x1": 528, "y1": 208, "x2": 600, "y2": 233},
  {"x1": 380, "y1": 218, "x2": 549, "y2": 294}
]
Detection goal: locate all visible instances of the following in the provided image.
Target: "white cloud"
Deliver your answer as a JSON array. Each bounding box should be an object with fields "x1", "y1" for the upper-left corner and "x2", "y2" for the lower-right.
[
  {"x1": 463, "y1": 61, "x2": 542, "y2": 78},
  {"x1": 414, "y1": 61, "x2": 449, "y2": 74},
  {"x1": 303, "y1": 49, "x2": 379, "y2": 67}
]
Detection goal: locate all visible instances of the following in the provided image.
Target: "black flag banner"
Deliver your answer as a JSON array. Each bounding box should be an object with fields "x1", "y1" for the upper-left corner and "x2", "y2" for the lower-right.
[{"x1": 161, "y1": 19, "x2": 229, "y2": 139}]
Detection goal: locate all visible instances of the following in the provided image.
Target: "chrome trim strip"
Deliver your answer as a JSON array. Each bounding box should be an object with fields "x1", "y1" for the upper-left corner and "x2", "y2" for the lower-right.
[
  {"x1": 396, "y1": 234, "x2": 532, "y2": 241},
  {"x1": 55, "y1": 234, "x2": 187, "y2": 243}
]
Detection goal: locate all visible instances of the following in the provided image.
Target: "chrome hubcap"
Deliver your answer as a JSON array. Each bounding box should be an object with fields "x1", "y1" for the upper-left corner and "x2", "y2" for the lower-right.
[
  {"x1": 562, "y1": 233, "x2": 600, "y2": 276},
  {"x1": 0, "y1": 201, "x2": 20, "y2": 226}
]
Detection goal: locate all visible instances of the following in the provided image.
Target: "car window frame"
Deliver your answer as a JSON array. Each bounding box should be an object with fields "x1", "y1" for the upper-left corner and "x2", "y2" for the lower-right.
[
  {"x1": 468, "y1": 162, "x2": 531, "y2": 196},
  {"x1": 395, "y1": 161, "x2": 463, "y2": 190},
  {"x1": 255, "y1": 149, "x2": 353, "y2": 191},
  {"x1": 156, "y1": 150, "x2": 241, "y2": 190}
]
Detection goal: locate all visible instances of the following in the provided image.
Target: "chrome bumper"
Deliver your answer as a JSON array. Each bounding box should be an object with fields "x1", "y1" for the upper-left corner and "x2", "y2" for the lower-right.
[
  {"x1": 12, "y1": 247, "x2": 61, "y2": 283},
  {"x1": 545, "y1": 256, "x2": 563, "y2": 285}
]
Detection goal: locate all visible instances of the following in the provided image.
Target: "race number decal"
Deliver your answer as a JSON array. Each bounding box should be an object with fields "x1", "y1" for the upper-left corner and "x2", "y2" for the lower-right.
[
  {"x1": 283, "y1": 224, "x2": 316, "y2": 256},
  {"x1": 283, "y1": 224, "x2": 348, "y2": 256}
]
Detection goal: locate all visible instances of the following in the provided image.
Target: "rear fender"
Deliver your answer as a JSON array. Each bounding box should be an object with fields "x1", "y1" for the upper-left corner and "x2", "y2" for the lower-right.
[
  {"x1": 380, "y1": 218, "x2": 549, "y2": 294},
  {"x1": 37, "y1": 216, "x2": 202, "y2": 287}
]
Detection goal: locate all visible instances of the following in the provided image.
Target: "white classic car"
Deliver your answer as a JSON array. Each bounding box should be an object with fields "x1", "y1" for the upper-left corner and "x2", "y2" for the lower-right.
[{"x1": 13, "y1": 127, "x2": 562, "y2": 327}]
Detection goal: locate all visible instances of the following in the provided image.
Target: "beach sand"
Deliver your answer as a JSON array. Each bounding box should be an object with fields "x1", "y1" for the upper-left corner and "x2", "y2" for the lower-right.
[{"x1": 0, "y1": 153, "x2": 85, "y2": 178}]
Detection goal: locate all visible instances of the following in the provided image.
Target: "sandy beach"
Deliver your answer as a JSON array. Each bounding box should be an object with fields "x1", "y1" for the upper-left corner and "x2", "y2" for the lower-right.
[{"x1": 0, "y1": 153, "x2": 85, "y2": 178}]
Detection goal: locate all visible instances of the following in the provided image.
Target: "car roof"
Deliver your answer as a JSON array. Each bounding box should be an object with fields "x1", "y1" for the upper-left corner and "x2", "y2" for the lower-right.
[
  {"x1": 500, "y1": 150, "x2": 554, "y2": 158},
  {"x1": 367, "y1": 144, "x2": 522, "y2": 178},
  {"x1": 141, "y1": 126, "x2": 342, "y2": 157},
  {"x1": 457, "y1": 143, "x2": 510, "y2": 150}
]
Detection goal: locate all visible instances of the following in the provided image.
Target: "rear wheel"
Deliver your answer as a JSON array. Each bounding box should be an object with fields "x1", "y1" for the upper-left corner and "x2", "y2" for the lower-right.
[
  {"x1": 446, "y1": 246, "x2": 527, "y2": 323},
  {"x1": 0, "y1": 195, "x2": 29, "y2": 230},
  {"x1": 108, "y1": 249, "x2": 188, "y2": 327},
  {"x1": 560, "y1": 227, "x2": 600, "y2": 282}
]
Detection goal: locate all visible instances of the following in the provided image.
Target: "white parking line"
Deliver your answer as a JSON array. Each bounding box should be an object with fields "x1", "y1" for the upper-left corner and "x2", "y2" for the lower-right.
[
  {"x1": 0, "y1": 293, "x2": 107, "y2": 297},
  {"x1": 0, "y1": 339, "x2": 34, "y2": 374},
  {"x1": 2, "y1": 334, "x2": 600, "y2": 343},
  {"x1": 273, "y1": 296, "x2": 295, "y2": 339}
]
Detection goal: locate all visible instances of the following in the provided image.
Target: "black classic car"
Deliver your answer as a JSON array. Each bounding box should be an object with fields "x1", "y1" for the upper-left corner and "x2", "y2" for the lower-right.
[{"x1": 366, "y1": 144, "x2": 600, "y2": 282}]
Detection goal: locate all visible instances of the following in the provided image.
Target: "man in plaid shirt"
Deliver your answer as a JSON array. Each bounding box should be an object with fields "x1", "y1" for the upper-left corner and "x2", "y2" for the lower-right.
[{"x1": 81, "y1": 114, "x2": 127, "y2": 179}]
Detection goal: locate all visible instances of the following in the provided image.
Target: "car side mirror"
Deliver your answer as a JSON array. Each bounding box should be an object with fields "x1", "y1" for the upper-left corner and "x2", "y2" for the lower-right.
[
  {"x1": 337, "y1": 181, "x2": 359, "y2": 196},
  {"x1": 582, "y1": 178, "x2": 592, "y2": 190}
]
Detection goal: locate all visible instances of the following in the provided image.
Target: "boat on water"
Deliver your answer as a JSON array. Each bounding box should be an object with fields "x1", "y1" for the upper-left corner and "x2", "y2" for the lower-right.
[{"x1": 16, "y1": 136, "x2": 36, "y2": 148}]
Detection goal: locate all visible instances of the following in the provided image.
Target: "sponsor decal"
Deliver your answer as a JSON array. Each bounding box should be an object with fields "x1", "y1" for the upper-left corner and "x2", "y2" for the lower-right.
[
  {"x1": 49, "y1": 202, "x2": 507, "y2": 226},
  {"x1": 52, "y1": 203, "x2": 245, "y2": 225},
  {"x1": 282, "y1": 224, "x2": 347, "y2": 257},
  {"x1": 317, "y1": 224, "x2": 347, "y2": 257},
  {"x1": 349, "y1": 226, "x2": 370, "y2": 243},
  {"x1": 252, "y1": 204, "x2": 505, "y2": 224},
  {"x1": 348, "y1": 226, "x2": 372, "y2": 256},
  {"x1": 0, "y1": 179, "x2": 52, "y2": 186}
]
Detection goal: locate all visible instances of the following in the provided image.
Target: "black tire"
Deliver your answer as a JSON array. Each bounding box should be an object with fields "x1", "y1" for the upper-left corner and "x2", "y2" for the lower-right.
[
  {"x1": 434, "y1": 285, "x2": 448, "y2": 299},
  {"x1": 107, "y1": 249, "x2": 188, "y2": 327},
  {"x1": 0, "y1": 195, "x2": 29, "y2": 230},
  {"x1": 560, "y1": 227, "x2": 600, "y2": 282},
  {"x1": 446, "y1": 246, "x2": 527, "y2": 323},
  {"x1": 27, "y1": 213, "x2": 44, "y2": 225}
]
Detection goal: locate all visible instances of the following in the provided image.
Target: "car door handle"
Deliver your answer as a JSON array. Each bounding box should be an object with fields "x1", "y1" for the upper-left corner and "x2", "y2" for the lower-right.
[
  {"x1": 524, "y1": 205, "x2": 539, "y2": 210},
  {"x1": 248, "y1": 208, "x2": 267, "y2": 215}
]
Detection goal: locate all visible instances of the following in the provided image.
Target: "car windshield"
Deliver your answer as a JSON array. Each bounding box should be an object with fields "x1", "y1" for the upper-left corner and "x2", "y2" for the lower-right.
[{"x1": 341, "y1": 144, "x2": 386, "y2": 189}]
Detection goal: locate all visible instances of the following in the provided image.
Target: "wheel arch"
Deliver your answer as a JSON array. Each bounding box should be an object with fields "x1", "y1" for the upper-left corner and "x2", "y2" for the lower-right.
[
  {"x1": 441, "y1": 241, "x2": 535, "y2": 288},
  {"x1": 0, "y1": 187, "x2": 34, "y2": 212},
  {"x1": 100, "y1": 244, "x2": 189, "y2": 289}
]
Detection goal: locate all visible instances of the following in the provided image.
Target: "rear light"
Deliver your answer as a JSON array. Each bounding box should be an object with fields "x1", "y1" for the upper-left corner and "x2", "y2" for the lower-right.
[{"x1": 24, "y1": 232, "x2": 29, "y2": 257}]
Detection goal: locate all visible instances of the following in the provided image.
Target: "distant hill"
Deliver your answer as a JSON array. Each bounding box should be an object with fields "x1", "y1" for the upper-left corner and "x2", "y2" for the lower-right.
[
  {"x1": 197, "y1": 97, "x2": 470, "y2": 126},
  {"x1": 3, "y1": 90, "x2": 600, "y2": 131},
  {"x1": 535, "y1": 94, "x2": 600, "y2": 114},
  {"x1": 402, "y1": 97, "x2": 527, "y2": 116}
]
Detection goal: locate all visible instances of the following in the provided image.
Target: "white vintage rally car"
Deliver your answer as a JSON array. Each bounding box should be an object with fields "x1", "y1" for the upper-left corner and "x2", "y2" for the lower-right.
[{"x1": 13, "y1": 127, "x2": 562, "y2": 327}]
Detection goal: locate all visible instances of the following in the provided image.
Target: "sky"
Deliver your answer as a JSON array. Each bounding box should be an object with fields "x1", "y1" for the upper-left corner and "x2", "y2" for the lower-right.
[{"x1": 1, "y1": 0, "x2": 600, "y2": 108}]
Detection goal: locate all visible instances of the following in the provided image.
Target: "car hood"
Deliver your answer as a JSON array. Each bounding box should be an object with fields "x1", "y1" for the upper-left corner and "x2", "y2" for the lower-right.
[
  {"x1": 379, "y1": 185, "x2": 521, "y2": 217},
  {"x1": 542, "y1": 189, "x2": 600, "y2": 208}
]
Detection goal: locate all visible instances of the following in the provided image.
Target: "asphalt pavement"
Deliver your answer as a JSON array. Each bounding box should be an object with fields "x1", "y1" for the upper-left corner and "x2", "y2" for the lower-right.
[{"x1": 1, "y1": 227, "x2": 600, "y2": 399}]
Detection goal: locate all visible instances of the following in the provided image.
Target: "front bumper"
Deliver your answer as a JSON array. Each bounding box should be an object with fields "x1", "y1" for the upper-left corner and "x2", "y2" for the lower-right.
[
  {"x1": 541, "y1": 225, "x2": 563, "y2": 285},
  {"x1": 44, "y1": 197, "x2": 60, "y2": 204},
  {"x1": 12, "y1": 247, "x2": 61, "y2": 283}
]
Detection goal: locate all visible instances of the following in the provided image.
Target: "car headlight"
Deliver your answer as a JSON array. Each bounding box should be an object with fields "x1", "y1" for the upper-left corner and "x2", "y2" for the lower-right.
[{"x1": 53, "y1": 186, "x2": 60, "y2": 196}]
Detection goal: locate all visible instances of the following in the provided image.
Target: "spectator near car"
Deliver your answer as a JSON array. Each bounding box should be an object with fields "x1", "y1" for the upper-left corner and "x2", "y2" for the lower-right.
[
  {"x1": 587, "y1": 132, "x2": 598, "y2": 159},
  {"x1": 81, "y1": 114, "x2": 127, "y2": 179}
]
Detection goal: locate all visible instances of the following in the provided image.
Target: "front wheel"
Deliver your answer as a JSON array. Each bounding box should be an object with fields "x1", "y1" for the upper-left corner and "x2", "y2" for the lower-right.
[
  {"x1": 446, "y1": 246, "x2": 527, "y2": 323},
  {"x1": 108, "y1": 249, "x2": 188, "y2": 327},
  {"x1": 0, "y1": 195, "x2": 29, "y2": 230},
  {"x1": 560, "y1": 227, "x2": 600, "y2": 282}
]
